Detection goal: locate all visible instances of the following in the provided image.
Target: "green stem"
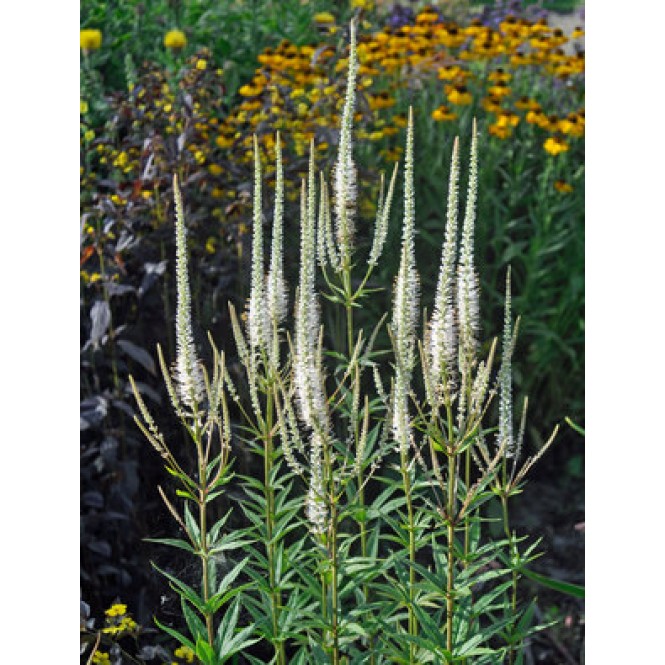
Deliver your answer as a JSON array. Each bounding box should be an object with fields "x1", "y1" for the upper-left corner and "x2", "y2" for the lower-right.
[
  {"x1": 330, "y1": 502, "x2": 340, "y2": 665},
  {"x1": 193, "y1": 416, "x2": 214, "y2": 647},
  {"x1": 446, "y1": 451, "x2": 457, "y2": 658},
  {"x1": 501, "y1": 491, "x2": 518, "y2": 665},
  {"x1": 264, "y1": 391, "x2": 286, "y2": 665},
  {"x1": 400, "y1": 452, "x2": 417, "y2": 665},
  {"x1": 463, "y1": 448, "x2": 471, "y2": 566}
]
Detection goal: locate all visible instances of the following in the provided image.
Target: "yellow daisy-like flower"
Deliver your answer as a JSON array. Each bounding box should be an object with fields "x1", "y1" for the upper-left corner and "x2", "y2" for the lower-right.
[
  {"x1": 488, "y1": 68, "x2": 511, "y2": 84},
  {"x1": 554, "y1": 180, "x2": 573, "y2": 193},
  {"x1": 572, "y1": 27, "x2": 585, "y2": 39},
  {"x1": 80, "y1": 100, "x2": 89, "y2": 115},
  {"x1": 164, "y1": 29, "x2": 187, "y2": 49},
  {"x1": 196, "y1": 59, "x2": 207, "y2": 71},
  {"x1": 432, "y1": 105, "x2": 457, "y2": 122},
  {"x1": 543, "y1": 136, "x2": 569, "y2": 156},
  {"x1": 80, "y1": 29, "x2": 102, "y2": 50},
  {"x1": 487, "y1": 83, "x2": 511, "y2": 98},
  {"x1": 91, "y1": 651, "x2": 111, "y2": 664},
  {"x1": 514, "y1": 96, "x2": 540, "y2": 111},
  {"x1": 437, "y1": 65, "x2": 466, "y2": 81},
  {"x1": 488, "y1": 123, "x2": 511, "y2": 139},
  {"x1": 351, "y1": 0, "x2": 373, "y2": 8},
  {"x1": 446, "y1": 85, "x2": 472, "y2": 106},
  {"x1": 313, "y1": 11, "x2": 335, "y2": 24}
]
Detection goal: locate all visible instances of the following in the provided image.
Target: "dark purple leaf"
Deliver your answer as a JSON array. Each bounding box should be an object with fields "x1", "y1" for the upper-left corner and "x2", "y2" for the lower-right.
[{"x1": 117, "y1": 339, "x2": 156, "y2": 375}]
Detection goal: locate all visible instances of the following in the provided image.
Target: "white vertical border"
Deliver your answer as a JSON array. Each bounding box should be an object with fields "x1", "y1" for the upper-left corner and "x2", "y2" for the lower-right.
[
  {"x1": 586, "y1": 0, "x2": 665, "y2": 661},
  {"x1": 1, "y1": 1, "x2": 80, "y2": 658}
]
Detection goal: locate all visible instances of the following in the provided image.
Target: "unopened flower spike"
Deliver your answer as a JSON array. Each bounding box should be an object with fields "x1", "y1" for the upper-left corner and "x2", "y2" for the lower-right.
[{"x1": 172, "y1": 175, "x2": 204, "y2": 410}]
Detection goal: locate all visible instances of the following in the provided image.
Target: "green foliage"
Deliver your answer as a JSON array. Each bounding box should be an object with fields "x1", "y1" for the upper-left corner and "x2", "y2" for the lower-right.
[
  {"x1": 80, "y1": 0, "x2": 338, "y2": 98},
  {"x1": 126, "y1": 21, "x2": 581, "y2": 663}
]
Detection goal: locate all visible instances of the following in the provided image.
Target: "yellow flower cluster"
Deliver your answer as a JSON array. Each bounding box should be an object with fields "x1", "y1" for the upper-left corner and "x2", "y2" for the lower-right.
[
  {"x1": 172, "y1": 645, "x2": 195, "y2": 664},
  {"x1": 210, "y1": 4, "x2": 584, "y2": 168},
  {"x1": 101, "y1": 602, "x2": 139, "y2": 636}
]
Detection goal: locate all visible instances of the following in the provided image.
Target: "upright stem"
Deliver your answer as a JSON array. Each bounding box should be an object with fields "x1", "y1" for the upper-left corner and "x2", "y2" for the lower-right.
[
  {"x1": 330, "y1": 501, "x2": 340, "y2": 665},
  {"x1": 194, "y1": 418, "x2": 215, "y2": 647},
  {"x1": 400, "y1": 451, "x2": 417, "y2": 665},
  {"x1": 463, "y1": 448, "x2": 471, "y2": 565},
  {"x1": 264, "y1": 390, "x2": 286, "y2": 665},
  {"x1": 446, "y1": 451, "x2": 457, "y2": 657},
  {"x1": 501, "y1": 488, "x2": 518, "y2": 665}
]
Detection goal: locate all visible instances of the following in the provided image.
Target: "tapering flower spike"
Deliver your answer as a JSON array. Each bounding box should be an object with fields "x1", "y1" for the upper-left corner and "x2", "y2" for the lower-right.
[
  {"x1": 498, "y1": 267, "x2": 515, "y2": 457},
  {"x1": 457, "y1": 119, "x2": 480, "y2": 389},
  {"x1": 248, "y1": 134, "x2": 267, "y2": 353},
  {"x1": 429, "y1": 136, "x2": 461, "y2": 397},
  {"x1": 266, "y1": 132, "x2": 288, "y2": 364},
  {"x1": 294, "y1": 168, "x2": 327, "y2": 432},
  {"x1": 391, "y1": 107, "x2": 420, "y2": 455},
  {"x1": 333, "y1": 18, "x2": 359, "y2": 267},
  {"x1": 173, "y1": 175, "x2": 204, "y2": 410},
  {"x1": 368, "y1": 162, "x2": 399, "y2": 268}
]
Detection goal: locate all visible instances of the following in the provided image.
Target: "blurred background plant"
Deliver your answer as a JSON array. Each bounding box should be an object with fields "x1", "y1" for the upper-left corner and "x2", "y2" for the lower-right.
[{"x1": 81, "y1": 0, "x2": 584, "y2": 660}]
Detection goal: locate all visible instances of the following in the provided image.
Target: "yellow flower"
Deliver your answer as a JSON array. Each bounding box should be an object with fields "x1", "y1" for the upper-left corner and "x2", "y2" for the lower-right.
[
  {"x1": 80, "y1": 29, "x2": 102, "y2": 50},
  {"x1": 526, "y1": 109, "x2": 548, "y2": 127},
  {"x1": 554, "y1": 180, "x2": 573, "y2": 193},
  {"x1": 313, "y1": 12, "x2": 335, "y2": 24},
  {"x1": 432, "y1": 105, "x2": 457, "y2": 122},
  {"x1": 196, "y1": 59, "x2": 207, "y2": 71},
  {"x1": 174, "y1": 645, "x2": 195, "y2": 663},
  {"x1": 91, "y1": 651, "x2": 111, "y2": 665},
  {"x1": 514, "y1": 96, "x2": 540, "y2": 111},
  {"x1": 113, "y1": 152, "x2": 129, "y2": 169},
  {"x1": 208, "y1": 164, "x2": 223, "y2": 176},
  {"x1": 488, "y1": 68, "x2": 511, "y2": 84},
  {"x1": 352, "y1": 0, "x2": 374, "y2": 8},
  {"x1": 543, "y1": 136, "x2": 569, "y2": 156},
  {"x1": 437, "y1": 65, "x2": 466, "y2": 81},
  {"x1": 487, "y1": 83, "x2": 511, "y2": 98},
  {"x1": 446, "y1": 85, "x2": 472, "y2": 106},
  {"x1": 488, "y1": 123, "x2": 511, "y2": 139},
  {"x1": 84, "y1": 129, "x2": 95, "y2": 142},
  {"x1": 80, "y1": 100, "x2": 89, "y2": 115},
  {"x1": 572, "y1": 27, "x2": 585, "y2": 39},
  {"x1": 481, "y1": 96, "x2": 503, "y2": 114},
  {"x1": 164, "y1": 29, "x2": 187, "y2": 49}
]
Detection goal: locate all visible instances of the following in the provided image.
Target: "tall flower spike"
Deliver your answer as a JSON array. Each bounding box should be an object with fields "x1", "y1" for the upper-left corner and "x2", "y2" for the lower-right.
[
  {"x1": 333, "y1": 18, "x2": 359, "y2": 267},
  {"x1": 429, "y1": 137, "x2": 461, "y2": 397},
  {"x1": 498, "y1": 267, "x2": 515, "y2": 457},
  {"x1": 248, "y1": 134, "x2": 267, "y2": 353},
  {"x1": 391, "y1": 107, "x2": 420, "y2": 455},
  {"x1": 294, "y1": 176, "x2": 326, "y2": 431},
  {"x1": 172, "y1": 175, "x2": 204, "y2": 410},
  {"x1": 457, "y1": 119, "x2": 480, "y2": 396},
  {"x1": 266, "y1": 132, "x2": 288, "y2": 364}
]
